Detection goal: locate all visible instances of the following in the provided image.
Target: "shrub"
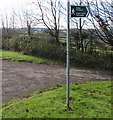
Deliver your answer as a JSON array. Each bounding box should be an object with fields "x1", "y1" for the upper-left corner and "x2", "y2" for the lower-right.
[
  {"x1": 2, "y1": 38, "x2": 11, "y2": 50},
  {"x1": 31, "y1": 41, "x2": 66, "y2": 61},
  {"x1": 2, "y1": 34, "x2": 113, "y2": 70},
  {"x1": 72, "y1": 51, "x2": 112, "y2": 70},
  {"x1": 8, "y1": 35, "x2": 40, "y2": 54},
  {"x1": 8, "y1": 35, "x2": 66, "y2": 62}
]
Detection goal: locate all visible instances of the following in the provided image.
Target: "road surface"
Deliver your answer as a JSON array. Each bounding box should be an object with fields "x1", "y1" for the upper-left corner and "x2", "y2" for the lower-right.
[{"x1": 1, "y1": 60, "x2": 112, "y2": 102}]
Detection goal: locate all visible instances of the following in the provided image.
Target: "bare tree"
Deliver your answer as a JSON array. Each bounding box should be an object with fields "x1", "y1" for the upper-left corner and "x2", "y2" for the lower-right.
[
  {"x1": 0, "y1": 13, "x2": 5, "y2": 39},
  {"x1": 14, "y1": 1, "x2": 37, "y2": 37},
  {"x1": 18, "y1": 6, "x2": 32, "y2": 37},
  {"x1": 23, "y1": 2, "x2": 36, "y2": 37},
  {"x1": 24, "y1": 10, "x2": 33, "y2": 37},
  {"x1": 9, "y1": 9, "x2": 17, "y2": 29},
  {"x1": 33, "y1": 0, "x2": 63, "y2": 44},
  {"x1": 88, "y1": 0, "x2": 113, "y2": 47},
  {"x1": 0, "y1": 10, "x2": 10, "y2": 39}
]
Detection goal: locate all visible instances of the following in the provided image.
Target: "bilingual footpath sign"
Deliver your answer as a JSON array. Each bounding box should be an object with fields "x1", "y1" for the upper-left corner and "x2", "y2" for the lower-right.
[{"x1": 71, "y1": 6, "x2": 89, "y2": 17}]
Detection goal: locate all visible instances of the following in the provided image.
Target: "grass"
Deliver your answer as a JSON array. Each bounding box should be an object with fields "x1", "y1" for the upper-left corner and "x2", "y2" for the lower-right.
[
  {"x1": 95, "y1": 49, "x2": 113, "y2": 53},
  {"x1": 1, "y1": 49, "x2": 112, "y2": 118},
  {"x1": 2, "y1": 81, "x2": 112, "y2": 118},
  {"x1": 0, "y1": 50, "x2": 63, "y2": 65}
]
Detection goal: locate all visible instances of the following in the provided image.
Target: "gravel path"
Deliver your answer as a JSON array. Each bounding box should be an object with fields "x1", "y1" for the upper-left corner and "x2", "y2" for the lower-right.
[{"x1": 1, "y1": 60, "x2": 111, "y2": 102}]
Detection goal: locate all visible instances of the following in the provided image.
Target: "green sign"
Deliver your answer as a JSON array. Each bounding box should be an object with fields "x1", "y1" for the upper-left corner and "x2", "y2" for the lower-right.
[{"x1": 71, "y1": 6, "x2": 89, "y2": 17}]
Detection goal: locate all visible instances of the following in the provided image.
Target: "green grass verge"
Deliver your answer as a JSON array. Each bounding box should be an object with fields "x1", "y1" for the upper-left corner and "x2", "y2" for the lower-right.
[
  {"x1": 2, "y1": 81, "x2": 112, "y2": 118},
  {"x1": 0, "y1": 50, "x2": 63, "y2": 65}
]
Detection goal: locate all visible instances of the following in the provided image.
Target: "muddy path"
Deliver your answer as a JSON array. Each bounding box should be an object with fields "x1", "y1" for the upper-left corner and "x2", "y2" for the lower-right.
[{"x1": 1, "y1": 60, "x2": 112, "y2": 102}]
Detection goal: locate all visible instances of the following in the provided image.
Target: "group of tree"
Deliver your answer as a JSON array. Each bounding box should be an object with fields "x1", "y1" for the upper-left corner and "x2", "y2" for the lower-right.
[
  {"x1": 88, "y1": 0, "x2": 113, "y2": 47},
  {"x1": 1, "y1": 0, "x2": 113, "y2": 52}
]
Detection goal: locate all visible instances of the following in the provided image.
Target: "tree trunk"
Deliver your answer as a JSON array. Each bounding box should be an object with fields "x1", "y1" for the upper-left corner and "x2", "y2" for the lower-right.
[
  {"x1": 27, "y1": 21, "x2": 31, "y2": 37},
  {"x1": 55, "y1": 31, "x2": 60, "y2": 44}
]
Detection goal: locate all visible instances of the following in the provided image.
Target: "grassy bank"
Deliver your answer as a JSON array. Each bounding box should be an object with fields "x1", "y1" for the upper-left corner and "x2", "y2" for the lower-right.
[
  {"x1": 0, "y1": 50, "x2": 63, "y2": 65},
  {"x1": 1, "y1": 49, "x2": 112, "y2": 70},
  {"x1": 2, "y1": 81, "x2": 112, "y2": 118}
]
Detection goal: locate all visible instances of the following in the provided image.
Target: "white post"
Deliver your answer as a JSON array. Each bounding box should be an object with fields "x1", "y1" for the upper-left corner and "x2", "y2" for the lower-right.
[{"x1": 66, "y1": 0, "x2": 70, "y2": 109}]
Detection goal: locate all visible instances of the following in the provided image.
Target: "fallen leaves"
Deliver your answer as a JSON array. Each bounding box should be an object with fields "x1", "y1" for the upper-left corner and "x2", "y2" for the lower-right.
[
  {"x1": 108, "y1": 85, "x2": 113, "y2": 87},
  {"x1": 95, "y1": 110, "x2": 101, "y2": 113},
  {"x1": 69, "y1": 96, "x2": 74, "y2": 100},
  {"x1": 98, "y1": 91, "x2": 102, "y2": 94},
  {"x1": 25, "y1": 108, "x2": 29, "y2": 112},
  {"x1": 70, "y1": 101, "x2": 76, "y2": 104}
]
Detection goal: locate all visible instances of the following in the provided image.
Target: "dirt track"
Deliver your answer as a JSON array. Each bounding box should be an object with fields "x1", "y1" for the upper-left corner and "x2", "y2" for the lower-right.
[{"x1": 1, "y1": 60, "x2": 112, "y2": 102}]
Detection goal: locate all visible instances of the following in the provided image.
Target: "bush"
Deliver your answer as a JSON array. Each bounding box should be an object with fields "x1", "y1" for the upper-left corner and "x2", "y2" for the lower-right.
[
  {"x1": 6, "y1": 35, "x2": 66, "y2": 61},
  {"x1": 71, "y1": 51, "x2": 112, "y2": 70},
  {"x1": 2, "y1": 38, "x2": 11, "y2": 50},
  {"x1": 2, "y1": 35, "x2": 113, "y2": 70},
  {"x1": 31, "y1": 41, "x2": 66, "y2": 61},
  {"x1": 8, "y1": 35, "x2": 41, "y2": 54}
]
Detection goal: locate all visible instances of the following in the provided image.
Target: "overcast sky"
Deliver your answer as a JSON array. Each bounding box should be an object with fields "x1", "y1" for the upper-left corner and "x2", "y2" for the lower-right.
[
  {"x1": 0, "y1": 0, "x2": 112, "y2": 28},
  {"x1": 0, "y1": 0, "x2": 111, "y2": 10}
]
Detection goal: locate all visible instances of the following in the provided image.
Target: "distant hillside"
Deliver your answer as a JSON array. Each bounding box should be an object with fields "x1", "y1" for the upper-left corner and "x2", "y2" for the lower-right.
[{"x1": 31, "y1": 28, "x2": 47, "y2": 31}]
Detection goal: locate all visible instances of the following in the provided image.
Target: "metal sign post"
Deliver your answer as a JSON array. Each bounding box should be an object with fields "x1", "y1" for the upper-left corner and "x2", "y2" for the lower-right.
[
  {"x1": 66, "y1": 2, "x2": 89, "y2": 109},
  {"x1": 66, "y1": 0, "x2": 70, "y2": 109}
]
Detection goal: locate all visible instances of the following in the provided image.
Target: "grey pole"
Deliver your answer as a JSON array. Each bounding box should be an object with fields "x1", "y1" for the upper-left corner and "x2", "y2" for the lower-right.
[
  {"x1": 66, "y1": 0, "x2": 70, "y2": 109},
  {"x1": 79, "y1": 0, "x2": 82, "y2": 52}
]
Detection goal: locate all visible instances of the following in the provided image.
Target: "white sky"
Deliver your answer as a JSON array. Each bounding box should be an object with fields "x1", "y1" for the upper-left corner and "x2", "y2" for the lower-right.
[
  {"x1": 0, "y1": 0, "x2": 112, "y2": 9},
  {"x1": 0, "y1": 0, "x2": 112, "y2": 28},
  {"x1": 0, "y1": 0, "x2": 112, "y2": 14},
  {"x1": 0, "y1": 0, "x2": 34, "y2": 11}
]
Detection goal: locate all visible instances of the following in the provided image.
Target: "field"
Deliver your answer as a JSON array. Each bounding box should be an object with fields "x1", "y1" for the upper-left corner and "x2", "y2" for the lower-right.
[
  {"x1": 2, "y1": 81, "x2": 112, "y2": 118},
  {"x1": 0, "y1": 50, "x2": 62, "y2": 65}
]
